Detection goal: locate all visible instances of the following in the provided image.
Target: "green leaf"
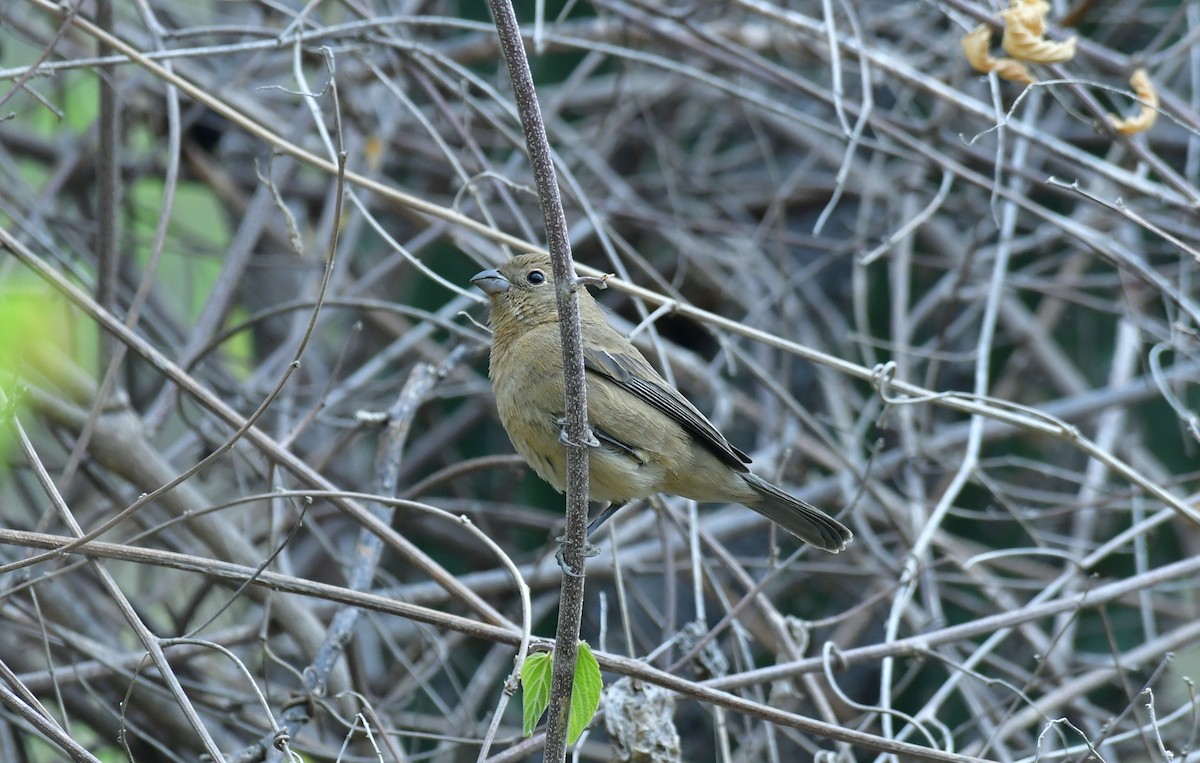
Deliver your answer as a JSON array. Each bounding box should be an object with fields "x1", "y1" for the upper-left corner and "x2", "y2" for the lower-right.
[
  {"x1": 568, "y1": 642, "x2": 602, "y2": 744},
  {"x1": 521, "y1": 652, "x2": 553, "y2": 736},
  {"x1": 520, "y1": 643, "x2": 604, "y2": 744}
]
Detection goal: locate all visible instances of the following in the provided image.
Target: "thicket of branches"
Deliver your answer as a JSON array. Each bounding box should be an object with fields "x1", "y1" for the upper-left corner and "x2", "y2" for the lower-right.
[{"x1": 1, "y1": 0, "x2": 1198, "y2": 761}]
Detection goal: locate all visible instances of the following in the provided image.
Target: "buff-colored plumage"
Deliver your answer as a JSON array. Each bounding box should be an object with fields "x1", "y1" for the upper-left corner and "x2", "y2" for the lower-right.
[{"x1": 472, "y1": 253, "x2": 851, "y2": 552}]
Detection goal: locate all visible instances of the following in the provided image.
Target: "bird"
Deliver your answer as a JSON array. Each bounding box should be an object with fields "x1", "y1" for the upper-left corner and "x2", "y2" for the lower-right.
[{"x1": 471, "y1": 253, "x2": 852, "y2": 553}]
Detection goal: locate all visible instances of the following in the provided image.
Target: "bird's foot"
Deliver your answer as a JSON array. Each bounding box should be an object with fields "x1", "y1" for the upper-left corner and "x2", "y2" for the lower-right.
[
  {"x1": 555, "y1": 536, "x2": 602, "y2": 558},
  {"x1": 555, "y1": 417, "x2": 601, "y2": 449},
  {"x1": 554, "y1": 539, "x2": 601, "y2": 577}
]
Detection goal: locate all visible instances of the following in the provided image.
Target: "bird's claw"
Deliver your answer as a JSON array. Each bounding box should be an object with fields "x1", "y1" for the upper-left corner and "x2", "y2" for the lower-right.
[
  {"x1": 555, "y1": 536, "x2": 601, "y2": 577},
  {"x1": 556, "y1": 418, "x2": 600, "y2": 448},
  {"x1": 555, "y1": 549, "x2": 584, "y2": 578},
  {"x1": 555, "y1": 536, "x2": 602, "y2": 558}
]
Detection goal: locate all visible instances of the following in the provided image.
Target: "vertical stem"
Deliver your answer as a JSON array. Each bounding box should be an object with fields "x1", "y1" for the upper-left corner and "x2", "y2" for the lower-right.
[
  {"x1": 485, "y1": 2, "x2": 592, "y2": 761},
  {"x1": 95, "y1": 0, "x2": 120, "y2": 373}
]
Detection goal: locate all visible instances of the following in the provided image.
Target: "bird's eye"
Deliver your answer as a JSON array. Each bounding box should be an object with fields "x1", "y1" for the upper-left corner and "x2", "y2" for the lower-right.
[{"x1": 527, "y1": 270, "x2": 546, "y2": 285}]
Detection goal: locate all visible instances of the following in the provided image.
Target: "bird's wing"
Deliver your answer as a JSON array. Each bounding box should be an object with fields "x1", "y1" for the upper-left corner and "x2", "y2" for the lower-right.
[{"x1": 583, "y1": 346, "x2": 752, "y2": 472}]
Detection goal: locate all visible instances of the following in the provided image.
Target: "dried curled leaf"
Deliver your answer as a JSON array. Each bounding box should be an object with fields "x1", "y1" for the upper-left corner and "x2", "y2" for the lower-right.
[
  {"x1": 1109, "y1": 68, "x2": 1158, "y2": 135},
  {"x1": 962, "y1": 24, "x2": 1034, "y2": 83},
  {"x1": 1007, "y1": 0, "x2": 1049, "y2": 36},
  {"x1": 1000, "y1": 0, "x2": 1077, "y2": 64},
  {"x1": 604, "y1": 679, "x2": 681, "y2": 763}
]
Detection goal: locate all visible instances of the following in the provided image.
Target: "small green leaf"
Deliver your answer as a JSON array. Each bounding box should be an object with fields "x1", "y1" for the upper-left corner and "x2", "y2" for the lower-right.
[
  {"x1": 520, "y1": 652, "x2": 553, "y2": 736},
  {"x1": 568, "y1": 642, "x2": 602, "y2": 744}
]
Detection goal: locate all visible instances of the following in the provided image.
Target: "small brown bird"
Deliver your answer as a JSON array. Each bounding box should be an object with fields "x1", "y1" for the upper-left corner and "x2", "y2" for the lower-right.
[{"x1": 471, "y1": 253, "x2": 852, "y2": 552}]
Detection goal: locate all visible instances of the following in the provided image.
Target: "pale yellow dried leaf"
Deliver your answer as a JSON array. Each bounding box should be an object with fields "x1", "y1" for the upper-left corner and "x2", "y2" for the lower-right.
[
  {"x1": 962, "y1": 25, "x2": 993, "y2": 73},
  {"x1": 992, "y1": 58, "x2": 1037, "y2": 82},
  {"x1": 1109, "y1": 68, "x2": 1159, "y2": 135},
  {"x1": 999, "y1": 0, "x2": 1077, "y2": 64},
  {"x1": 1008, "y1": 0, "x2": 1050, "y2": 36},
  {"x1": 962, "y1": 24, "x2": 1034, "y2": 83}
]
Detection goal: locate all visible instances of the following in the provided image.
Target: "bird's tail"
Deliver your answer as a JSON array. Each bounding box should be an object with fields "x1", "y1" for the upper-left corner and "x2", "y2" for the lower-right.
[{"x1": 741, "y1": 473, "x2": 852, "y2": 553}]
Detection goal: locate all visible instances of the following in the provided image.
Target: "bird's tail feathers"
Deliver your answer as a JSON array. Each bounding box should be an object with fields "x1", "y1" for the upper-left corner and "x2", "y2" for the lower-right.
[{"x1": 741, "y1": 472, "x2": 852, "y2": 553}]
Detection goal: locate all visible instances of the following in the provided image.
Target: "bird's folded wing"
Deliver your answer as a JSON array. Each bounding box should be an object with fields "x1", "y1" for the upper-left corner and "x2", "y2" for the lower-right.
[{"x1": 583, "y1": 346, "x2": 752, "y2": 472}]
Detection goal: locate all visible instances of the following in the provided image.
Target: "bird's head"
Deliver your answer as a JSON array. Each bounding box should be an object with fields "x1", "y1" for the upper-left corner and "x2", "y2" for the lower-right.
[{"x1": 471, "y1": 253, "x2": 567, "y2": 330}]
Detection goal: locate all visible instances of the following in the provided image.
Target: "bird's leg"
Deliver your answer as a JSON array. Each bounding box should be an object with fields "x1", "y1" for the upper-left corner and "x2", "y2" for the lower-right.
[
  {"x1": 555, "y1": 500, "x2": 626, "y2": 577},
  {"x1": 555, "y1": 499, "x2": 630, "y2": 573},
  {"x1": 586, "y1": 500, "x2": 627, "y2": 537},
  {"x1": 551, "y1": 416, "x2": 628, "y2": 575}
]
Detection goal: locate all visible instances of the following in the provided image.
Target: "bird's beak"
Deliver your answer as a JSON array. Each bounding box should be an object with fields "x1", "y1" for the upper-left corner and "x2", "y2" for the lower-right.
[{"x1": 471, "y1": 268, "x2": 510, "y2": 295}]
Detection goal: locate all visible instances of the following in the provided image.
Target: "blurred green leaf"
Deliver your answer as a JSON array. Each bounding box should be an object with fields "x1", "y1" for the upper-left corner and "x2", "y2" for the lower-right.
[{"x1": 0, "y1": 271, "x2": 78, "y2": 470}]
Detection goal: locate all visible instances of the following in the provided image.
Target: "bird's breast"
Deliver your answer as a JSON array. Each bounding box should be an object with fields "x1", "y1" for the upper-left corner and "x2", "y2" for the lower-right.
[{"x1": 489, "y1": 331, "x2": 667, "y2": 503}]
